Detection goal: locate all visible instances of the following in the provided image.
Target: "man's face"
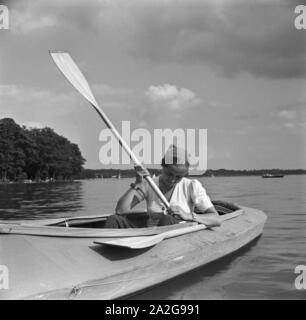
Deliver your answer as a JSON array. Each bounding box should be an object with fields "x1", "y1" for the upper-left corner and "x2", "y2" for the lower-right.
[{"x1": 161, "y1": 166, "x2": 187, "y2": 188}]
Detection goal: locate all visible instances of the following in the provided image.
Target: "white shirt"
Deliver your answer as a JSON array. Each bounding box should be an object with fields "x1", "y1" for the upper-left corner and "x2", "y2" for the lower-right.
[{"x1": 136, "y1": 177, "x2": 213, "y2": 220}]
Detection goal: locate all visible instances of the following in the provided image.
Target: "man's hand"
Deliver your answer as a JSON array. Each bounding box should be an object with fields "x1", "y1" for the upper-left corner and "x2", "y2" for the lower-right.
[
  {"x1": 134, "y1": 165, "x2": 150, "y2": 184},
  {"x1": 168, "y1": 204, "x2": 191, "y2": 221}
]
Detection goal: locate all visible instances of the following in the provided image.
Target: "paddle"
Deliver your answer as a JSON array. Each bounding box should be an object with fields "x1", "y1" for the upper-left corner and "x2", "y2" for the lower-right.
[
  {"x1": 49, "y1": 51, "x2": 223, "y2": 238},
  {"x1": 49, "y1": 51, "x2": 170, "y2": 211},
  {"x1": 94, "y1": 209, "x2": 244, "y2": 249},
  {"x1": 94, "y1": 224, "x2": 207, "y2": 249}
]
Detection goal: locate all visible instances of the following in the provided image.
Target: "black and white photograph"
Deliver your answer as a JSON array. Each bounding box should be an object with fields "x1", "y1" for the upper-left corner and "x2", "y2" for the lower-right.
[{"x1": 0, "y1": 0, "x2": 305, "y2": 303}]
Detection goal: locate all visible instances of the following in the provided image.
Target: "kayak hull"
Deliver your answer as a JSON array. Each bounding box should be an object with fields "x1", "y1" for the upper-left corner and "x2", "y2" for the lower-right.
[{"x1": 0, "y1": 206, "x2": 266, "y2": 300}]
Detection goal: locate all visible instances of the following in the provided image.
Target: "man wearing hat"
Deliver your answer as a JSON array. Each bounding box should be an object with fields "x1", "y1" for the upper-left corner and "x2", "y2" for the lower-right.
[{"x1": 105, "y1": 145, "x2": 220, "y2": 228}]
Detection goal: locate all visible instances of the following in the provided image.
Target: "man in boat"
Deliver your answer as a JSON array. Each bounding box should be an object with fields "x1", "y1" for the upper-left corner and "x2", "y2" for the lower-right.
[{"x1": 105, "y1": 145, "x2": 221, "y2": 228}]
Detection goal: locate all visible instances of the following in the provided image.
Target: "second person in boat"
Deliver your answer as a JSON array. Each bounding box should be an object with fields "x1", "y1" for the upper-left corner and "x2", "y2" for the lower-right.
[{"x1": 105, "y1": 145, "x2": 221, "y2": 228}]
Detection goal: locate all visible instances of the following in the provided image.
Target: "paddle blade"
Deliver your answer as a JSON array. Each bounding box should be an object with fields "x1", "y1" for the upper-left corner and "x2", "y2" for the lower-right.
[
  {"x1": 94, "y1": 235, "x2": 164, "y2": 249},
  {"x1": 93, "y1": 224, "x2": 208, "y2": 249},
  {"x1": 49, "y1": 51, "x2": 98, "y2": 108}
]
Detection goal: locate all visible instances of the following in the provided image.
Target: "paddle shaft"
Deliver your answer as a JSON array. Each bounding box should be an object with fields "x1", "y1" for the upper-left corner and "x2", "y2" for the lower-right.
[
  {"x1": 49, "y1": 51, "x2": 170, "y2": 211},
  {"x1": 91, "y1": 103, "x2": 170, "y2": 211}
]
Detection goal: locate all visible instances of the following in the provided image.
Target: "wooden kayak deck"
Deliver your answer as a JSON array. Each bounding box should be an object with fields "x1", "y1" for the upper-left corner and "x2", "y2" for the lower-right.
[{"x1": 0, "y1": 206, "x2": 267, "y2": 300}]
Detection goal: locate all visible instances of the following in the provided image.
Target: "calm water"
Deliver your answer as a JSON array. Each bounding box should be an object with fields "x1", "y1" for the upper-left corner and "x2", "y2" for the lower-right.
[{"x1": 0, "y1": 176, "x2": 305, "y2": 299}]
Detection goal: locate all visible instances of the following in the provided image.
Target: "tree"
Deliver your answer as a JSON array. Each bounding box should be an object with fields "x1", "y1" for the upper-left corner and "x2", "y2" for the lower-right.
[
  {"x1": 26, "y1": 127, "x2": 85, "y2": 180},
  {"x1": 0, "y1": 118, "x2": 35, "y2": 181},
  {"x1": 0, "y1": 118, "x2": 85, "y2": 181}
]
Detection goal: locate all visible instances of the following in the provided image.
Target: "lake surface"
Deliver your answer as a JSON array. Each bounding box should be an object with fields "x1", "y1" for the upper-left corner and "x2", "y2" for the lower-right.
[{"x1": 0, "y1": 175, "x2": 305, "y2": 299}]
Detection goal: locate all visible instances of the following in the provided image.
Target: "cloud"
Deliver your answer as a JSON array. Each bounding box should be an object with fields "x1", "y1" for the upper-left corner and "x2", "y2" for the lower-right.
[
  {"x1": 207, "y1": 147, "x2": 231, "y2": 161},
  {"x1": 138, "y1": 120, "x2": 148, "y2": 127},
  {"x1": 91, "y1": 84, "x2": 139, "y2": 109},
  {"x1": 284, "y1": 122, "x2": 294, "y2": 129},
  {"x1": 0, "y1": 85, "x2": 20, "y2": 95},
  {"x1": 274, "y1": 100, "x2": 306, "y2": 121},
  {"x1": 126, "y1": 1, "x2": 305, "y2": 79},
  {"x1": 268, "y1": 99, "x2": 306, "y2": 132},
  {"x1": 208, "y1": 100, "x2": 231, "y2": 108},
  {"x1": 146, "y1": 84, "x2": 199, "y2": 110},
  {"x1": 234, "y1": 126, "x2": 254, "y2": 135},
  {"x1": 7, "y1": 0, "x2": 303, "y2": 79},
  {"x1": 277, "y1": 100, "x2": 306, "y2": 112},
  {"x1": 10, "y1": 9, "x2": 58, "y2": 34},
  {"x1": 92, "y1": 84, "x2": 134, "y2": 98},
  {"x1": 278, "y1": 110, "x2": 297, "y2": 119},
  {"x1": 0, "y1": 83, "x2": 138, "y2": 116},
  {"x1": 7, "y1": 0, "x2": 100, "y2": 36},
  {"x1": 0, "y1": 85, "x2": 79, "y2": 118}
]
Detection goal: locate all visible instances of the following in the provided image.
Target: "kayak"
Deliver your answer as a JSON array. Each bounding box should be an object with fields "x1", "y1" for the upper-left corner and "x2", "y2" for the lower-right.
[{"x1": 0, "y1": 203, "x2": 267, "y2": 300}]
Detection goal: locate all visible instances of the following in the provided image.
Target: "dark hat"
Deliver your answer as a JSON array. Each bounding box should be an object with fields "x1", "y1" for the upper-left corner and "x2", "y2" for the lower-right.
[{"x1": 162, "y1": 145, "x2": 190, "y2": 174}]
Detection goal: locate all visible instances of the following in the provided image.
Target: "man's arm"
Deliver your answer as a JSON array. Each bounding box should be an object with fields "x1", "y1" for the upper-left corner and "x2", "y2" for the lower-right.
[
  {"x1": 168, "y1": 205, "x2": 221, "y2": 227},
  {"x1": 193, "y1": 206, "x2": 221, "y2": 227},
  {"x1": 115, "y1": 187, "x2": 144, "y2": 214},
  {"x1": 115, "y1": 166, "x2": 148, "y2": 214},
  {"x1": 190, "y1": 180, "x2": 221, "y2": 227}
]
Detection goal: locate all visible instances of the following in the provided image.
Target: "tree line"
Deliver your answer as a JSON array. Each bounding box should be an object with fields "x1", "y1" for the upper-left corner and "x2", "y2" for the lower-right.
[
  {"x1": 81, "y1": 168, "x2": 306, "y2": 179},
  {"x1": 0, "y1": 118, "x2": 85, "y2": 182}
]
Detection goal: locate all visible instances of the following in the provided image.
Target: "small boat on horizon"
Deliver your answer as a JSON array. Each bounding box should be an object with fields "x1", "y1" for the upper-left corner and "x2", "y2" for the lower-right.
[{"x1": 262, "y1": 174, "x2": 284, "y2": 178}]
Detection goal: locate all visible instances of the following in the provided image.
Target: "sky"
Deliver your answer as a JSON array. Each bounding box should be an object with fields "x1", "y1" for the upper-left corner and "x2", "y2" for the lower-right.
[{"x1": 0, "y1": 0, "x2": 305, "y2": 170}]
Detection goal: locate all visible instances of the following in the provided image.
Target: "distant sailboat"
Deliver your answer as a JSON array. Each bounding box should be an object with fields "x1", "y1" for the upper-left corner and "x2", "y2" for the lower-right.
[{"x1": 117, "y1": 170, "x2": 121, "y2": 179}]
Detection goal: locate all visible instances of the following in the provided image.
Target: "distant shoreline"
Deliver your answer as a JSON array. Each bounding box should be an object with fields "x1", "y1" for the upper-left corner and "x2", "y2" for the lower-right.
[
  {"x1": 1, "y1": 171, "x2": 305, "y2": 185},
  {"x1": 79, "y1": 168, "x2": 306, "y2": 179},
  {"x1": 0, "y1": 179, "x2": 75, "y2": 185}
]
